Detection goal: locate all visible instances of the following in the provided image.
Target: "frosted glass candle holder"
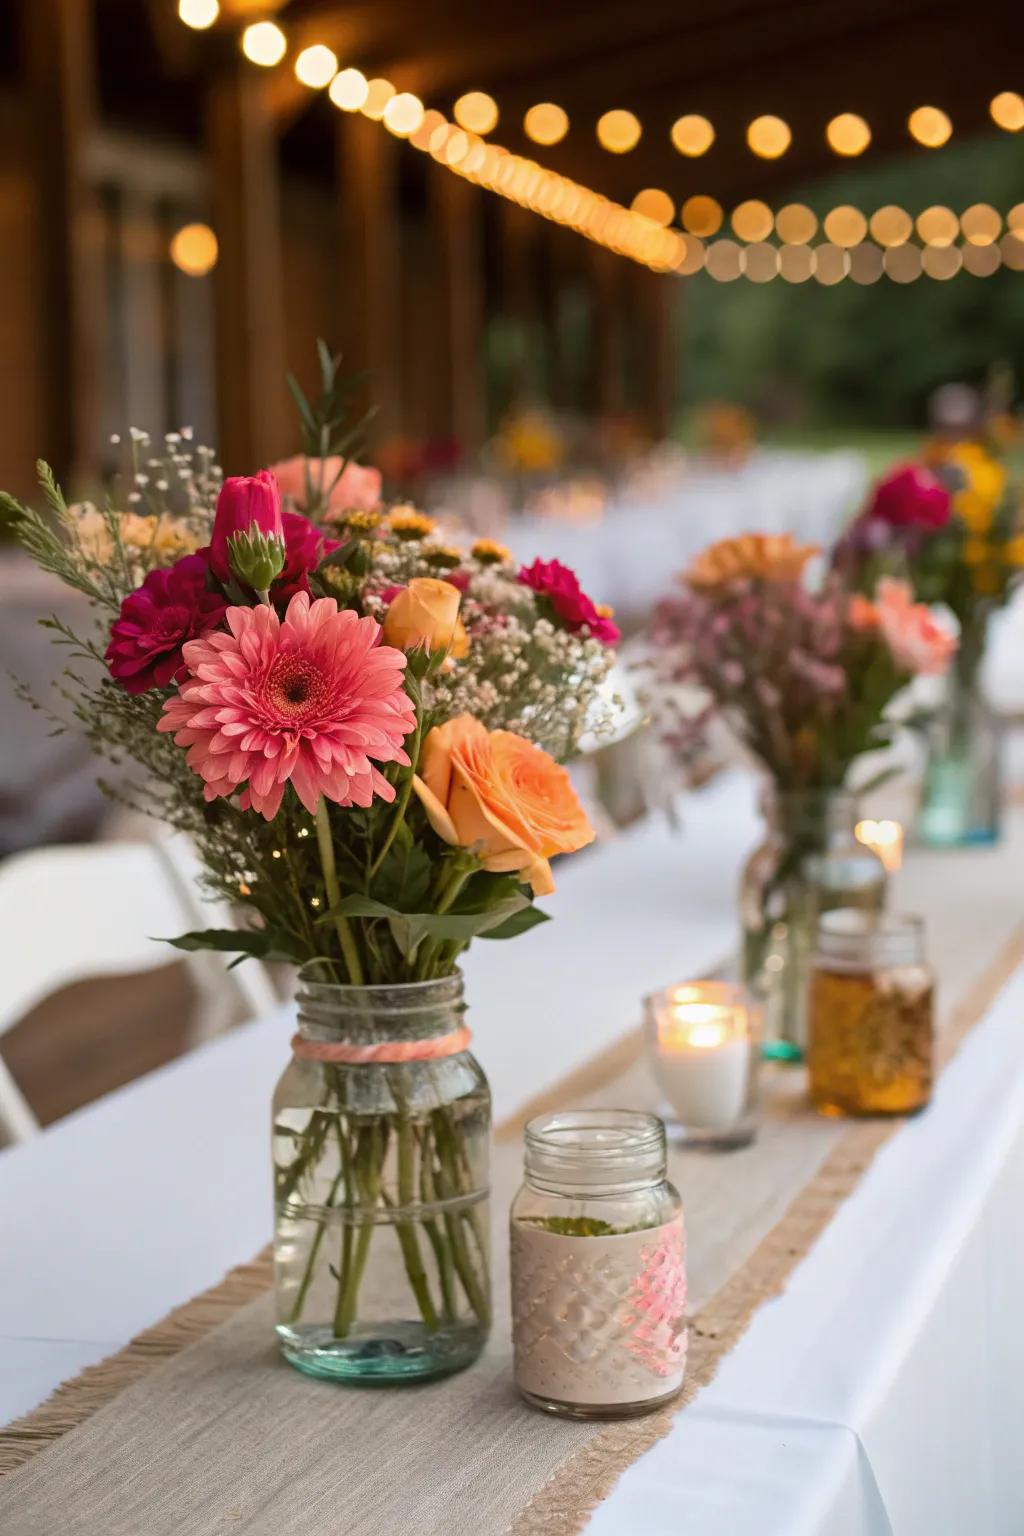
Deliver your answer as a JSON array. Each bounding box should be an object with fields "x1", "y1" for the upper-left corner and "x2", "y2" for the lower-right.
[{"x1": 644, "y1": 981, "x2": 761, "y2": 1149}]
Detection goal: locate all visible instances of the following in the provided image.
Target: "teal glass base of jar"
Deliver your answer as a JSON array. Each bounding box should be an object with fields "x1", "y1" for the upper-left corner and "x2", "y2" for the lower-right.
[
  {"x1": 761, "y1": 1037, "x2": 804, "y2": 1065},
  {"x1": 917, "y1": 759, "x2": 1001, "y2": 848},
  {"x1": 278, "y1": 1317, "x2": 487, "y2": 1384},
  {"x1": 917, "y1": 667, "x2": 1003, "y2": 849}
]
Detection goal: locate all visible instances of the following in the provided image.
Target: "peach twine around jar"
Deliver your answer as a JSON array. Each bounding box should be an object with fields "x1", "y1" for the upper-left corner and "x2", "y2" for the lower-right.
[{"x1": 290, "y1": 1027, "x2": 472, "y2": 1065}]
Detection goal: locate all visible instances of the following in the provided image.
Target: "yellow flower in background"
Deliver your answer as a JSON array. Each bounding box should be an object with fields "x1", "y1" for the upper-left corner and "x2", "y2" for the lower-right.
[
  {"x1": 494, "y1": 408, "x2": 565, "y2": 473},
  {"x1": 686, "y1": 532, "x2": 819, "y2": 589},
  {"x1": 119, "y1": 512, "x2": 158, "y2": 549},
  {"x1": 70, "y1": 503, "x2": 113, "y2": 563},
  {"x1": 471, "y1": 538, "x2": 513, "y2": 565},
  {"x1": 938, "y1": 440, "x2": 1007, "y2": 535},
  {"x1": 962, "y1": 537, "x2": 990, "y2": 566},
  {"x1": 386, "y1": 506, "x2": 436, "y2": 539},
  {"x1": 153, "y1": 516, "x2": 201, "y2": 559},
  {"x1": 1003, "y1": 534, "x2": 1024, "y2": 567}
]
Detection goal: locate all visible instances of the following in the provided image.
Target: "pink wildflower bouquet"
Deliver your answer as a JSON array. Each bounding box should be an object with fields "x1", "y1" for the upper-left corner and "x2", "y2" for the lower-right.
[
  {"x1": 650, "y1": 533, "x2": 956, "y2": 791},
  {"x1": 2, "y1": 350, "x2": 619, "y2": 1375},
  {"x1": 2, "y1": 354, "x2": 616, "y2": 982}
]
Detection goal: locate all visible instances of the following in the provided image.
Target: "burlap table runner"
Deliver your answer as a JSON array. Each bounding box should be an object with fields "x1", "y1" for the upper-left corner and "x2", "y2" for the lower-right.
[{"x1": 3, "y1": 825, "x2": 1023, "y2": 1536}]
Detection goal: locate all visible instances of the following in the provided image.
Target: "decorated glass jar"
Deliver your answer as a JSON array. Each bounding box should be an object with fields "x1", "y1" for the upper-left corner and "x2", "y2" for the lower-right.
[
  {"x1": 808, "y1": 910, "x2": 934, "y2": 1117},
  {"x1": 510, "y1": 1110, "x2": 686, "y2": 1419}
]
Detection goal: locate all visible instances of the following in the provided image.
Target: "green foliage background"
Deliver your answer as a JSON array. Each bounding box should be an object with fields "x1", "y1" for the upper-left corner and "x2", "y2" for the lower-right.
[{"x1": 683, "y1": 136, "x2": 1024, "y2": 429}]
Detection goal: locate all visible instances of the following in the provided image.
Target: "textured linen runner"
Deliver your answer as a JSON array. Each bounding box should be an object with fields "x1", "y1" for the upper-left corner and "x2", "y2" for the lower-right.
[{"x1": 2, "y1": 827, "x2": 1022, "y2": 1536}]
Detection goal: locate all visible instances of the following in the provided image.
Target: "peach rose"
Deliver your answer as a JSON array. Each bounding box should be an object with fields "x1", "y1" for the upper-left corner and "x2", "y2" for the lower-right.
[
  {"x1": 269, "y1": 455, "x2": 382, "y2": 516},
  {"x1": 686, "y1": 533, "x2": 819, "y2": 589},
  {"x1": 412, "y1": 715, "x2": 594, "y2": 895},
  {"x1": 850, "y1": 579, "x2": 956, "y2": 676},
  {"x1": 384, "y1": 578, "x2": 463, "y2": 654}
]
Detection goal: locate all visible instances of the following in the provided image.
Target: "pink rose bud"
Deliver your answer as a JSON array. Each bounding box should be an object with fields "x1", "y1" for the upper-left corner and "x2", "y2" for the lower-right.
[{"x1": 209, "y1": 470, "x2": 284, "y2": 584}]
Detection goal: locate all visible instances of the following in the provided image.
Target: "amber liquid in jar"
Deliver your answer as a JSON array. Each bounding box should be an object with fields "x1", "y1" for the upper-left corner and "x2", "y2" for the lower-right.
[{"x1": 808, "y1": 911, "x2": 934, "y2": 1118}]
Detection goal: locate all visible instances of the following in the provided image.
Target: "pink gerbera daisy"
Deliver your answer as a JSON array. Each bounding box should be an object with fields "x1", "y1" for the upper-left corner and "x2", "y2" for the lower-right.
[{"x1": 158, "y1": 591, "x2": 416, "y2": 820}]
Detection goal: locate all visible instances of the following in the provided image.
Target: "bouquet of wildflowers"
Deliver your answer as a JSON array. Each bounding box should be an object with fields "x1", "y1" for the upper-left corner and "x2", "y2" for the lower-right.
[
  {"x1": 2, "y1": 355, "x2": 617, "y2": 984},
  {"x1": 1, "y1": 351, "x2": 620, "y2": 1372},
  {"x1": 835, "y1": 449, "x2": 1024, "y2": 685},
  {"x1": 650, "y1": 533, "x2": 956, "y2": 790}
]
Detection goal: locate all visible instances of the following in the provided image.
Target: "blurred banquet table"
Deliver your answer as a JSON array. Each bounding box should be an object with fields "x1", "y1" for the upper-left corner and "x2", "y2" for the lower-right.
[
  {"x1": 3, "y1": 769, "x2": 1024, "y2": 1534},
  {"x1": 504, "y1": 449, "x2": 868, "y2": 621}
]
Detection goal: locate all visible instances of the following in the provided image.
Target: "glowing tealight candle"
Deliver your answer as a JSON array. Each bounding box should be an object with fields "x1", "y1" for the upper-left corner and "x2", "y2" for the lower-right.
[
  {"x1": 644, "y1": 982, "x2": 759, "y2": 1143},
  {"x1": 855, "y1": 818, "x2": 904, "y2": 874}
]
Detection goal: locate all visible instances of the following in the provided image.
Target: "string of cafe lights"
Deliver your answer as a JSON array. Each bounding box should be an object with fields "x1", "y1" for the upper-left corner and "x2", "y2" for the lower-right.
[
  {"x1": 178, "y1": 1, "x2": 1024, "y2": 160},
  {"x1": 174, "y1": 1, "x2": 1024, "y2": 281}
]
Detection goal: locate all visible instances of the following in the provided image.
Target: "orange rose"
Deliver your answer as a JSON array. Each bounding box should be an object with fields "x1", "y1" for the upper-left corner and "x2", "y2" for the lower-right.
[
  {"x1": 383, "y1": 577, "x2": 463, "y2": 654},
  {"x1": 412, "y1": 715, "x2": 594, "y2": 895}
]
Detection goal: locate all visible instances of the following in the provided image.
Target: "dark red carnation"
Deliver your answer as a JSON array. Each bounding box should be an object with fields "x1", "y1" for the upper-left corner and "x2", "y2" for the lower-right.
[
  {"x1": 867, "y1": 464, "x2": 951, "y2": 530},
  {"x1": 105, "y1": 554, "x2": 227, "y2": 694},
  {"x1": 518, "y1": 557, "x2": 620, "y2": 644}
]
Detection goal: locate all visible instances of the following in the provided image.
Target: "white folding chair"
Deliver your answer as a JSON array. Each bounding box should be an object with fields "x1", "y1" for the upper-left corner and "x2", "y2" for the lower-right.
[{"x1": 0, "y1": 839, "x2": 277, "y2": 1145}]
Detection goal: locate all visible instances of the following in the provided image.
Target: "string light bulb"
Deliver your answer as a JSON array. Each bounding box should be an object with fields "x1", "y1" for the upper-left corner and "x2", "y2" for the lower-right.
[
  {"x1": 523, "y1": 103, "x2": 569, "y2": 146},
  {"x1": 453, "y1": 91, "x2": 498, "y2": 135},
  {"x1": 775, "y1": 204, "x2": 817, "y2": 243},
  {"x1": 329, "y1": 68, "x2": 369, "y2": 112},
  {"x1": 169, "y1": 223, "x2": 218, "y2": 277},
  {"x1": 631, "y1": 188, "x2": 674, "y2": 226},
  {"x1": 596, "y1": 109, "x2": 641, "y2": 153},
  {"x1": 681, "y1": 195, "x2": 723, "y2": 237},
  {"x1": 908, "y1": 106, "x2": 952, "y2": 147},
  {"x1": 241, "y1": 20, "x2": 286, "y2": 67},
  {"x1": 670, "y1": 114, "x2": 714, "y2": 156},
  {"x1": 731, "y1": 200, "x2": 773, "y2": 242},
  {"x1": 826, "y1": 113, "x2": 871, "y2": 156},
  {"x1": 990, "y1": 92, "x2": 1024, "y2": 132},
  {"x1": 294, "y1": 44, "x2": 338, "y2": 89},
  {"x1": 961, "y1": 204, "x2": 1002, "y2": 245},
  {"x1": 383, "y1": 92, "x2": 424, "y2": 137},
  {"x1": 178, "y1": 0, "x2": 218, "y2": 29},
  {"x1": 747, "y1": 114, "x2": 791, "y2": 158},
  {"x1": 870, "y1": 205, "x2": 913, "y2": 246},
  {"x1": 823, "y1": 206, "x2": 867, "y2": 247},
  {"x1": 361, "y1": 78, "x2": 396, "y2": 121}
]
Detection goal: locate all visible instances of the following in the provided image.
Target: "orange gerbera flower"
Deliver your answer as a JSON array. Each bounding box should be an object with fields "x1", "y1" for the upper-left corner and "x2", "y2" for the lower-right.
[{"x1": 685, "y1": 533, "x2": 819, "y2": 589}]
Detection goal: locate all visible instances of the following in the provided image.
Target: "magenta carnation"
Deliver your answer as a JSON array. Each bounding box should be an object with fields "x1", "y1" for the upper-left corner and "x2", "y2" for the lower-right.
[
  {"x1": 105, "y1": 554, "x2": 227, "y2": 695},
  {"x1": 867, "y1": 464, "x2": 951, "y2": 530},
  {"x1": 518, "y1": 558, "x2": 620, "y2": 644},
  {"x1": 157, "y1": 591, "x2": 415, "y2": 820}
]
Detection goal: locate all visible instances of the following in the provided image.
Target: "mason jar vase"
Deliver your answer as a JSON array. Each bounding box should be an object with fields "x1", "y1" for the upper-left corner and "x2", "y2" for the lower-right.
[{"x1": 273, "y1": 967, "x2": 491, "y2": 1384}]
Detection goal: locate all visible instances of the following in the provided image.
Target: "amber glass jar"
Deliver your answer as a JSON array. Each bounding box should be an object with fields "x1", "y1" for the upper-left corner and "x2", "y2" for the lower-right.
[{"x1": 808, "y1": 910, "x2": 934, "y2": 1117}]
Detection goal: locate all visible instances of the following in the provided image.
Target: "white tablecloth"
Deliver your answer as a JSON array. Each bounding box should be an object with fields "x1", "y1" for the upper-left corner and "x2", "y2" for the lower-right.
[
  {"x1": 3, "y1": 769, "x2": 1024, "y2": 1534},
  {"x1": 505, "y1": 449, "x2": 868, "y2": 618}
]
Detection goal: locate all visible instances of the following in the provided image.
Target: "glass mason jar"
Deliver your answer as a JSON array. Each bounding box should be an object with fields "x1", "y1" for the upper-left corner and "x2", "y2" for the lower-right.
[
  {"x1": 741, "y1": 787, "x2": 887, "y2": 1062},
  {"x1": 510, "y1": 1110, "x2": 686, "y2": 1420},
  {"x1": 273, "y1": 967, "x2": 491, "y2": 1384},
  {"x1": 918, "y1": 666, "x2": 1003, "y2": 848},
  {"x1": 808, "y1": 909, "x2": 934, "y2": 1117}
]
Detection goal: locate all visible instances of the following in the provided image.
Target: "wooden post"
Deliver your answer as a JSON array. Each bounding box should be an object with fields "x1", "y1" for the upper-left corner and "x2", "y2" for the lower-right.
[
  {"x1": 431, "y1": 168, "x2": 486, "y2": 455},
  {"x1": 23, "y1": 0, "x2": 104, "y2": 486},
  {"x1": 335, "y1": 112, "x2": 402, "y2": 441},
  {"x1": 588, "y1": 244, "x2": 624, "y2": 419},
  {"x1": 638, "y1": 266, "x2": 678, "y2": 440},
  {"x1": 206, "y1": 65, "x2": 287, "y2": 473}
]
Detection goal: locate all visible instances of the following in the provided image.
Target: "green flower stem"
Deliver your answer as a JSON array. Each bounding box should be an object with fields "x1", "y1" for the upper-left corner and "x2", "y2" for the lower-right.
[
  {"x1": 418, "y1": 1126, "x2": 456, "y2": 1320},
  {"x1": 333, "y1": 1122, "x2": 385, "y2": 1337},
  {"x1": 289, "y1": 1159, "x2": 345, "y2": 1325},
  {"x1": 368, "y1": 701, "x2": 423, "y2": 881},
  {"x1": 315, "y1": 796, "x2": 364, "y2": 983}
]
